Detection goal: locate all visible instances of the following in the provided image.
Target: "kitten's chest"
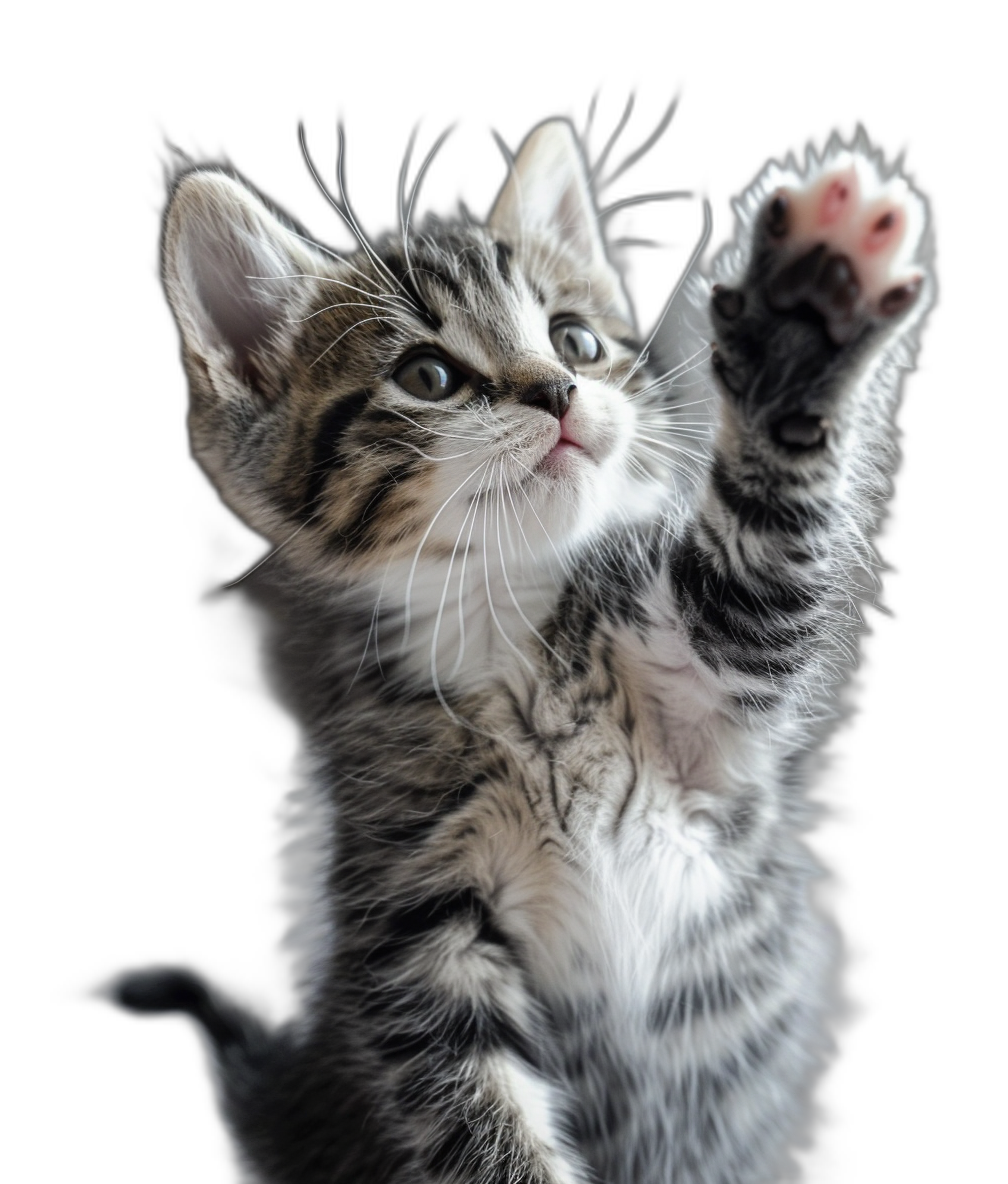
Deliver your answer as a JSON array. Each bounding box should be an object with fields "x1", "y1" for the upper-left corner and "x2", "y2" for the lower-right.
[{"x1": 488, "y1": 631, "x2": 768, "y2": 1001}]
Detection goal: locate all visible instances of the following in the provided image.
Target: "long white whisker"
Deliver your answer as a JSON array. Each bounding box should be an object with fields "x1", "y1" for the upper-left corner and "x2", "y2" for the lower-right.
[
  {"x1": 621, "y1": 200, "x2": 713, "y2": 390},
  {"x1": 384, "y1": 438, "x2": 483, "y2": 463},
  {"x1": 449, "y1": 466, "x2": 487, "y2": 680},
  {"x1": 516, "y1": 480, "x2": 567, "y2": 569},
  {"x1": 495, "y1": 469, "x2": 564, "y2": 664},
  {"x1": 299, "y1": 123, "x2": 414, "y2": 310},
  {"x1": 273, "y1": 270, "x2": 413, "y2": 311},
  {"x1": 401, "y1": 458, "x2": 491, "y2": 652},
  {"x1": 627, "y1": 344, "x2": 713, "y2": 396},
  {"x1": 397, "y1": 124, "x2": 418, "y2": 278},
  {"x1": 481, "y1": 462, "x2": 535, "y2": 672},
  {"x1": 311, "y1": 315, "x2": 390, "y2": 367},
  {"x1": 429, "y1": 463, "x2": 487, "y2": 723},
  {"x1": 490, "y1": 129, "x2": 527, "y2": 260},
  {"x1": 380, "y1": 407, "x2": 484, "y2": 442},
  {"x1": 348, "y1": 561, "x2": 391, "y2": 691},
  {"x1": 288, "y1": 300, "x2": 396, "y2": 323}
]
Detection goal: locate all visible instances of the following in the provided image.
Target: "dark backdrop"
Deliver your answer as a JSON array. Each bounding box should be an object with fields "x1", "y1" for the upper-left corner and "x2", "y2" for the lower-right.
[{"x1": 43, "y1": 39, "x2": 980, "y2": 1184}]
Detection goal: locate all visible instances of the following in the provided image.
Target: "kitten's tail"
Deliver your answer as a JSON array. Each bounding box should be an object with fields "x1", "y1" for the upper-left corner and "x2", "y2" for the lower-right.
[{"x1": 109, "y1": 967, "x2": 268, "y2": 1059}]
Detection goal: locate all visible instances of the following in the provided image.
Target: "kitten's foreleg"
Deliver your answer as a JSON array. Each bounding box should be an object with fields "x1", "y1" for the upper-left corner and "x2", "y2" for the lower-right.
[
  {"x1": 342, "y1": 883, "x2": 585, "y2": 1184},
  {"x1": 664, "y1": 143, "x2": 931, "y2": 712}
]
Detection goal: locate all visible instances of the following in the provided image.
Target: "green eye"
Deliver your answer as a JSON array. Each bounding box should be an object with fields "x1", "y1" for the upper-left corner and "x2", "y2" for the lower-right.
[
  {"x1": 393, "y1": 353, "x2": 464, "y2": 401},
  {"x1": 550, "y1": 321, "x2": 603, "y2": 368}
]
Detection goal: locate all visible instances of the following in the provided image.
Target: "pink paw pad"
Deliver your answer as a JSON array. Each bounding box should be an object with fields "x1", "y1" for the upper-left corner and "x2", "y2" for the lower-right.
[{"x1": 762, "y1": 157, "x2": 924, "y2": 341}]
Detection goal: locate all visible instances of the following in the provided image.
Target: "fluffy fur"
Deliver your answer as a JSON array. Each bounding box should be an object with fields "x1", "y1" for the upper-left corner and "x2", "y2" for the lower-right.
[{"x1": 113, "y1": 114, "x2": 933, "y2": 1184}]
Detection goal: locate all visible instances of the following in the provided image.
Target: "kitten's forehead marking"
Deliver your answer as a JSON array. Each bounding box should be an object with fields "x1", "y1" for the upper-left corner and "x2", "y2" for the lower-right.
[{"x1": 383, "y1": 224, "x2": 564, "y2": 378}]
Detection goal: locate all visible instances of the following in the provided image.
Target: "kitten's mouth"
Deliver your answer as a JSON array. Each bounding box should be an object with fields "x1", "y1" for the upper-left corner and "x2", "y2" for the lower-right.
[{"x1": 539, "y1": 413, "x2": 591, "y2": 471}]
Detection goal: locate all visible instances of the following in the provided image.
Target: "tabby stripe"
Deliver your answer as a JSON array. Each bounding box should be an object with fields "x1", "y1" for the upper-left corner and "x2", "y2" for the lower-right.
[
  {"x1": 646, "y1": 971, "x2": 766, "y2": 1031},
  {"x1": 365, "y1": 887, "x2": 512, "y2": 967},
  {"x1": 380, "y1": 253, "x2": 443, "y2": 331},
  {"x1": 669, "y1": 532, "x2": 818, "y2": 634},
  {"x1": 365, "y1": 989, "x2": 533, "y2": 1067},
  {"x1": 711, "y1": 457, "x2": 828, "y2": 535},
  {"x1": 301, "y1": 388, "x2": 370, "y2": 519},
  {"x1": 494, "y1": 240, "x2": 513, "y2": 285},
  {"x1": 334, "y1": 456, "x2": 417, "y2": 551},
  {"x1": 689, "y1": 1003, "x2": 800, "y2": 1106}
]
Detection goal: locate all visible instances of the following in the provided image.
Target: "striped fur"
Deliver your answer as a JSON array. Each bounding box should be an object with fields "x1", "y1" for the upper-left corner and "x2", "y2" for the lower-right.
[{"x1": 115, "y1": 118, "x2": 933, "y2": 1183}]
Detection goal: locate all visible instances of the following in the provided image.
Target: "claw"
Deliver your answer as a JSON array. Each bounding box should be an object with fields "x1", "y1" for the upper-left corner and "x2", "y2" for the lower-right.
[
  {"x1": 879, "y1": 277, "x2": 922, "y2": 317},
  {"x1": 766, "y1": 193, "x2": 790, "y2": 239}
]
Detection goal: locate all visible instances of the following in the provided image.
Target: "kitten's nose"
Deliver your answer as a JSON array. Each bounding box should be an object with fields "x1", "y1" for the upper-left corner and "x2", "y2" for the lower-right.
[{"x1": 520, "y1": 378, "x2": 575, "y2": 421}]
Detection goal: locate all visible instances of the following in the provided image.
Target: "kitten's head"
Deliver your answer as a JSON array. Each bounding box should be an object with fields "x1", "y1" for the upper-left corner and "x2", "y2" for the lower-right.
[{"x1": 163, "y1": 120, "x2": 669, "y2": 585}]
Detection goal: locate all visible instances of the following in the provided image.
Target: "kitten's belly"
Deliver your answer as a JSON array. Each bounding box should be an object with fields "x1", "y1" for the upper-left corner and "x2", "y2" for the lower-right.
[
  {"x1": 511, "y1": 771, "x2": 833, "y2": 1179},
  {"x1": 520, "y1": 770, "x2": 741, "y2": 1003}
]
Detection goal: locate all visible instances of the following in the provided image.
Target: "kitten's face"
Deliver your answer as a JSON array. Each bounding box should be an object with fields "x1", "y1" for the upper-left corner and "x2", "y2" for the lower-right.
[
  {"x1": 164, "y1": 123, "x2": 668, "y2": 586},
  {"x1": 266, "y1": 220, "x2": 650, "y2": 571}
]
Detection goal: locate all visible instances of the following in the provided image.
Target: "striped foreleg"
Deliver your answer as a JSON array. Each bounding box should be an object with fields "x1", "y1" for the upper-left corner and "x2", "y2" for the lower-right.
[
  {"x1": 666, "y1": 147, "x2": 929, "y2": 709},
  {"x1": 343, "y1": 880, "x2": 585, "y2": 1184}
]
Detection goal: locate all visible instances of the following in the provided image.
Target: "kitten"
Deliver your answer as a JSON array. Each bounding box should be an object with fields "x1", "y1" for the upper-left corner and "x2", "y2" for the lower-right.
[{"x1": 113, "y1": 113, "x2": 932, "y2": 1184}]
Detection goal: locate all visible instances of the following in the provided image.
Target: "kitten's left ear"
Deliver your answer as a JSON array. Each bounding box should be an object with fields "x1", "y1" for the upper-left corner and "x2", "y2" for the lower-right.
[{"x1": 488, "y1": 119, "x2": 632, "y2": 324}]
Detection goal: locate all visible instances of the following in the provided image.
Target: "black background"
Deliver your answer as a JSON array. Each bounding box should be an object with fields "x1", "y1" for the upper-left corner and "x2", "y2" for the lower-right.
[{"x1": 43, "y1": 32, "x2": 980, "y2": 1179}]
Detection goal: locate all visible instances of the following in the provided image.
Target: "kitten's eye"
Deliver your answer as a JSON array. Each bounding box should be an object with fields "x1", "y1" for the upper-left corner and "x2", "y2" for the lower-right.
[
  {"x1": 393, "y1": 354, "x2": 464, "y2": 401},
  {"x1": 550, "y1": 321, "x2": 603, "y2": 368}
]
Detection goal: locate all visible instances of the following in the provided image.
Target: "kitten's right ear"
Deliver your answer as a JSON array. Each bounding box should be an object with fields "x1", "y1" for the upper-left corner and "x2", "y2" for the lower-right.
[{"x1": 162, "y1": 169, "x2": 324, "y2": 394}]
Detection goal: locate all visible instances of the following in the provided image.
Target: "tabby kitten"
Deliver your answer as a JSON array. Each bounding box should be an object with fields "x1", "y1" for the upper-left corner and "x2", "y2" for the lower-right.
[{"x1": 114, "y1": 115, "x2": 932, "y2": 1184}]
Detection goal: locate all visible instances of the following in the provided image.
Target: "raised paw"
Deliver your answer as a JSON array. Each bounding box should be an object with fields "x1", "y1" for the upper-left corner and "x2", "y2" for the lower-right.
[
  {"x1": 709, "y1": 141, "x2": 930, "y2": 446},
  {"x1": 760, "y1": 163, "x2": 923, "y2": 343}
]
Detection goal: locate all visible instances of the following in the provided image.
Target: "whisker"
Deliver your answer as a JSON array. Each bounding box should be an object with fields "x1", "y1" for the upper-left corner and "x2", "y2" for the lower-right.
[
  {"x1": 495, "y1": 471, "x2": 565, "y2": 664},
  {"x1": 481, "y1": 461, "x2": 536, "y2": 673},
  {"x1": 430, "y1": 463, "x2": 489, "y2": 722},
  {"x1": 449, "y1": 464, "x2": 489, "y2": 680},
  {"x1": 311, "y1": 315, "x2": 391, "y2": 367},
  {"x1": 299, "y1": 122, "x2": 421, "y2": 316},
  {"x1": 626, "y1": 344, "x2": 714, "y2": 397},
  {"x1": 621, "y1": 199, "x2": 713, "y2": 390},
  {"x1": 348, "y1": 562, "x2": 390, "y2": 691},
  {"x1": 379, "y1": 407, "x2": 484, "y2": 442},
  {"x1": 401, "y1": 457, "x2": 492, "y2": 652},
  {"x1": 589, "y1": 93, "x2": 636, "y2": 184},
  {"x1": 597, "y1": 190, "x2": 693, "y2": 222},
  {"x1": 384, "y1": 439, "x2": 483, "y2": 463},
  {"x1": 599, "y1": 96, "x2": 679, "y2": 190},
  {"x1": 403, "y1": 125, "x2": 456, "y2": 304},
  {"x1": 516, "y1": 480, "x2": 567, "y2": 569}
]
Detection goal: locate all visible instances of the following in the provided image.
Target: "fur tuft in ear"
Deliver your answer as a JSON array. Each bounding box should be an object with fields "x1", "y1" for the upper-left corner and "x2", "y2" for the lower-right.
[{"x1": 162, "y1": 170, "x2": 324, "y2": 392}]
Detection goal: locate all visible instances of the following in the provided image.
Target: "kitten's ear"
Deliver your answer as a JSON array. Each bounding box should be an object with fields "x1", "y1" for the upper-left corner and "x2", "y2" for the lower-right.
[
  {"x1": 487, "y1": 120, "x2": 600, "y2": 261},
  {"x1": 162, "y1": 169, "x2": 323, "y2": 392},
  {"x1": 488, "y1": 120, "x2": 631, "y2": 322}
]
